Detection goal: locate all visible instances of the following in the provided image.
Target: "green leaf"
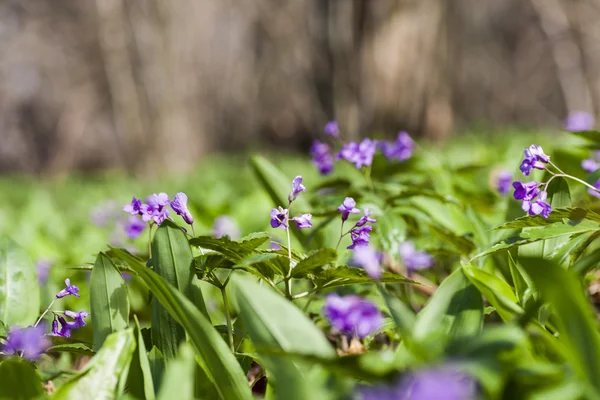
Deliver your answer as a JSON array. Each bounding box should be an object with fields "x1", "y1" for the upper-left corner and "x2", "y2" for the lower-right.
[
  {"x1": 572, "y1": 246, "x2": 600, "y2": 275},
  {"x1": 377, "y1": 285, "x2": 415, "y2": 340},
  {"x1": 0, "y1": 238, "x2": 40, "y2": 326},
  {"x1": 0, "y1": 358, "x2": 44, "y2": 399},
  {"x1": 111, "y1": 247, "x2": 253, "y2": 400},
  {"x1": 190, "y1": 232, "x2": 270, "y2": 263},
  {"x1": 507, "y1": 252, "x2": 530, "y2": 306},
  {"x1": 232, "y1": 275, "x2": 336, "y2": 400},
  {"x1": 520, "y1": 257, "x2": 600, "y2": 392},
  {"x1": 376, "y1": 211, "x2": 406, "y2": 255},
  {"x1": 127, "y1": 316, "x2": 155, "y2": 400},
  {"x1": 494, "y1": 207, "x2": 600, "y2": 230},
  {"x1": 47, "y1": 343, "x2": 95, "y2": 357},
  {"x1": 429, "y1": 224, "x2": 476, "y2": 255},
  {"x1": 52, "y1": 328, "x2": 137, "y2": 399},
  {"x1": 151, "y1": 220, "x2": 196, "y2": 359},
  {"x1": 147, "y1": 346, "x2": 165, "y2": 394},
  {"x1": 291, "y1": 248, "x2": 337, "y2": 278},
  {"x1": 157, "y1": 342, "x2": 196, "y2": 400},
  {"x1": 462, "y1": 264, "x2": 524, "y2": 321},
  {"x1": 90, "y1": 252, "x2": 130, "y2": 351},
  {"x1": 565, "y1": 129, "x2": 600, "y2": 143},
  {"x1": 314, "y1": 266, "x2": 417, "y2": 289}
]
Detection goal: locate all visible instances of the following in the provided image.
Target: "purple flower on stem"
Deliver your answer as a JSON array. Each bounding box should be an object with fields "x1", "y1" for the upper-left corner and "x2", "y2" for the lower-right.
[
  {"x1": 288, "y1": 176, "x2": 306, "y2": 203},
  {"x1": 213, "y1": 216, "x2": 241, "y2": 239},
  {"x1": 2, "y1": 326, "x2": 50, "y2": 361},
  {"x1": 324, "y1": 121, "x2": 340, "y2": 137},
  {"x1": 123, "y1": 197, "x2": 143, "y2": 216},
  {"x1": 379, "y1": 131, "x2": 414, "y2": 162},
  {"x1": 56, "y1": 278, "x2": 80, "y2": 299},
  {"x1": 170, "y1": 192, "x2": 194, "y2": 225},
  {"x1": 64, "y1": 311, "x2": 89, "y2": 328},
  {"x1": 355, "y1": 209, "x2": 376, "y2": 227},
  {"x1": 338, "y1": 197, "x2": 360, "y2": 222},
  {"x1": 310, "y1": 140, "x2": 334, "y2": 175},
  {"x1": 495, "y1": 170, "x2": 513, "y2": 195},
  {"x1": 352, "y1": 245, "x2": 382, "y2": 279},
  {"x1": 348, "y1": 225, "x2": 373, "y2": 250},
  {"x1": 141, "y1": 193, "x2": 170, "y2": 225},
  {"x1": 520, "y1": 145, "x2": 550, "y2": 176},
  {"x1": 123, "y1": 216, "x2": 145, "y2": 239},
  {"x1": 512, "y1": 180, "x2": 540, "y2": 201},
  {"x1": 51, "y1": 311, "x2": 89, "y2": 338},
  {"x1": 323, "y1": 294, "x2": 383, "y2": 338},
  {"x1": 399, "y1": 242, "x2": 433, "y2": 272},
  {"x1": 564, "y1": 111, "x2": 594, "y2": 132},
  {"x1": 526, "y1": 190, "x2": 552, "y2": 218},
  {"x1": 270, "y1": 207, "x2": 289, "y2": 230},
  {"x1": 292, "y1": 213, "x2": 312, "y2": 229},
  {"x1": 589, "y1": 179, "x2": 600, "y2": 199},
  {"x1": 337, "y1": 138, "x2": 378, "y2": 169}
]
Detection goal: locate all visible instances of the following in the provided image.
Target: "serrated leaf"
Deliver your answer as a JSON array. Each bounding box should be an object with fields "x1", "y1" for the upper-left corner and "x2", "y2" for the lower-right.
[
  {"x1": 47, "y1": 343, "x2": 95, "y2": 357},
  {"x1": 291, "y1": 249, "x2": 337, "y2": 278},
  {"x1": 314, "y1": 266, "x2": 417, "y2": 289},
  {"x1": 429, "y1": 224, "x2": 476, "y2": 255},
  {"x1": 190, "y1": 232, "x2": 270, "y2": 263},
  {"x1": 494, "y1": 208, "x2": 600, "y2": 229},
  {"x1": 90, "y1": 252, "x2": 130, "y2": 351},
  {"x1": 0, "y1": 358, "x2": 43, "y2": 399}
]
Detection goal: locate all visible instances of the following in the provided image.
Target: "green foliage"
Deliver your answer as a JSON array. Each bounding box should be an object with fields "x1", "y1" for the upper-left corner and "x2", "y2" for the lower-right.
[{"x1": 0, "y1": 358, "x2": 44, "y2": 399}]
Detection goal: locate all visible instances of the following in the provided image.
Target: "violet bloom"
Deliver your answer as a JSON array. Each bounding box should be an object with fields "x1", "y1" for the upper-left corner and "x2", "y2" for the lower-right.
[
  {"x1": 288, "y1": 176, "x2": 307, "y2": 203},
  {"x1": 292, "y1": 213, "x2": 312, "y2": 229},
  {"x1": 310, "y1": 140, "x2": 334, "y2": 175},
  {"x1": 495, "y1": 170, "x2": 513, "y2": 196},
  {"x1": 123, "y1": 216, "x2": 145, "y2": 239},
  {"x1": 582, "y1": 158, "x2": 600, "y2": 173},
  {"x1": 379, "y1": 131, "x2": 414, "y2": 162},
  {"x1": 512, "y1": 180, "x2": 540, "y2": 202},
  {"x1": 323, "y1": 294, "x2": 383, "y2": 338},
  {"x1": 64, "y1": 311, "x2": 89, "y2": 328},
  {"x1": 170, "y1": 192, "x2": 194, "y2": 225},
  {"x1": 520, "y1": 145, "x2": 550, "y2": 176},
  {"x1": 2, "y1": 326, "x2": 50, "y2": 361},
  {"x1": 357, "y1": 368, "x2": 477, "y2": 400},
  {"x1": 400, "y1": 242, "x2": 433, "y2": 272},
  {"x1": 527, "y1": 191, "x2": 552, "y2": 218},
  {"x1": 564, "y1": 111, "x2": 594, "y2": 132},
  {"x1": 36, "y1": 260, "x2": 53, "y2": 285},
  {"x1": 324, "y1": 121, "x2": 340, "y2": 138},
  {"x1": 589, "y1": 179, "x2": 600, "y2": 199},
  {"x1": 337, "y1": 138, "x2": 378, "y2": 169},
  {"x1": 270, "y1": 207, "x2": 289, "y2": 230},
  {"x1": 348, "y1": 225, "x2": 373, "y2": 250},
  {"x1": 51, "y1": 311, "x2": 89, "y2": 338},
  {"x1": 142, "y1": 193, "x2": 170, "y2": 225},
  {"x1": 213, "y1": 216, "x2": 241, "y2": 239},
  {"x1": 56, "y1": 278, "x2": 80, "y2": 299},
  {"x1": 352, "y1": 245, "x2": 382, "y2": 279},
  {"x1": 356, "y1": 209, "x2": 376, "y2": 227},
  {"x1": 338, "y1": 197, "x2": 360, "y2": 222},
  {"x1": 123, "y1": 197, "x2": 143, "y2": 216}
]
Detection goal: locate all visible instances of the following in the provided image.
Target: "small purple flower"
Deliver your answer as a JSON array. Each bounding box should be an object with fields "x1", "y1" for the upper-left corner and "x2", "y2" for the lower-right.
[
  {"x1": 589, "y1": 179, "x2": 600, "y2": 199},
  {"x1": 512, "y1": 180, "x2": 540, "y2": 201},
  {"x1": 123, "y1": 216, "x2": 145, "y2": 239},
  {"x1": 355, "y1": 209, "x2": 376, "y2": 227},
  {"x1": 352, "y1": 245, "x2": 382, "y2": 279},
  {"x1": 526, "y1": 190, "x2": 552, "y2": 218},
  {"x1": 357, "y1": 367, "x2": 477, "y2": 400},
  {"x1": 51, "y1": 316, "x2": 73, "y2": 338},
  {"x1": 324, "y1": 121, "x2": 340, "y2": 138},
  {"x1": 288, "y1": 176, "x2": 306, "y2": 203},
  {"x1": 348, "y1": 225, "x2": 373, "y2": 250},
  {"x1": 170, "y1": 192, "x2": 194, "y2": 225},
  {"x1": 582, "y1": 158, "x2": 600, "y2": 173},
  {"x1": 141, "y1": 193, "x2": 170, "y2": 225},
  {"x1": 2, "y1": 326, "x2": 50, "y2": 361},
  {"x1": 399, "y1": 242, "x2": 433, "y2": 272},
  {"x1": 292, "y1": 213, "x2": 312, "y2": 229},
  {"x1": 337, "y1": 138, "x2": 378, "y2": 169},
  {"x1": 495, "y1": 170, "x2": 513, "y2": 196},
  {"x1": 520, "y1": 145, "x2": 549, "y2": 176},
  {"x1": 270, "y1": 207, "x2": 289, "y2": 230},
  {"x1": 64, "y1": 311, "x2": 89, "y2": 328},
  {"x1": 323, "y1": 294, "x2": 383, "y2": 338},
  {"x1": 379, "y1": 131, "x2": 414, "y2": 162},
  {"x1": 564, "y1": 111, "x2": 594, "y2": 132},
  {"x1": 213, "y1": 216, "x2": 241, "y2": 239},
  {"x1": 338, "y1": 197, "x2": 360, "y2": 222},
  {"x1": 123, "y1": 197, "x2": 143, "y2": 216},
  {"x1": 56, "y1": 278, "x2": 80, "y2": 299},
  {"x1": 36, "y1": 260, "x2": 53, "y2": 285},
  {"x1": 310, "y1": 140, "x2": 334, "y2": 175}
]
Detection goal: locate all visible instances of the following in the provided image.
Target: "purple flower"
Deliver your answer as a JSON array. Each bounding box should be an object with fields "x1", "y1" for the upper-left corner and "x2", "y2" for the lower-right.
[
  {"x1": 582, "y1": 158, "x2": 600, "y2": 173},
  {"x1": 526, "y1": 191, "x2": 552, "y2": 218},
  {"x1": 36, "y1": 260, "x2": 53, "y2": 285},
  {"x1": 356, "y1": 209, "x2": 376, "y2": 227},
  {"x1": 564, "y1": 111, "x2": 594, "y2": 132},
  {"x1": 357, "y1": 367, "x2": 477, "y2": 400},
  {"x1": 141, "y1": 193, "x2": 170, "y2": 225},
  {"x1": 348, "y1": 225, "x2": 373, "y2": 250},
  {"x1": 352, "y1": 245, "x2": 382, "y2": 279},
  {"x1": 520, "y1": 145, "x2": 550, "y2": 176},
  {"x1": 213, "y1": 216, "x2": 241, "y2": 239},
  {"x1": 56, "y1": 278, "x2": 80, "y2": 299},
  {"x1": 270, "y1": 207, "x2": 289, "y2": 230},
  {"x1": 399, "y1": 242, "x2": 433, "y2": 272},
  {"x1": 123, "y1": 216, "x2": 145, "y2": 239},
  {"x1": 512, "y1": 180, "x2": 540, "y2": 201},
  {"x1": 323, "y1": 294, "x2": 383, "y2": 338},
  {"x1": 123, "y1": 197, "x2": 143, "y2": 216},
  {"x1": 2, "y1": 326, "x2": 50, "y2": 361},
  {"x1": 324, "y1": 121, "x2": 340, "y2": 137},
  {"x1": 495, "y1": 170, "x2": 513, "y2": 195},
  {"x1": 337, "y1": 138, "x2": 378, "y2": 169},
  {"x1": 64, "y1": 311, "x2": 89, "y2": 328},
  {"x1": 170, "y1": 192, "x2": 194, "y2": 225},
  {"x1": 589, "y1": 179, "x2": 600, "y2": 199},
  {"x1": 379, "y1": 131, "x2": 414, "y2": 162},
  {"x1": 288, "y1": 176, "x2": 306, "y2": 203},
  {"x1": 292, "y1": 213, "x2": 312, "y2": 229},
  {"x1": 338, "y1": 197, "x2": 360, "y2": 222},
  {"x1": 310, "y1": 140, "x2": 334, "y2": 175},
  {"x1": 51, "y1": 311, "x2": 89, "y2": 338}
]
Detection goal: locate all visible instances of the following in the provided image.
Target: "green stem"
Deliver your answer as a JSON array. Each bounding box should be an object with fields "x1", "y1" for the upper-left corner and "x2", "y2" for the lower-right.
[
  {"x1": 147, "y1": 223, "x2": 154, "y2": 258},
  {"x1": 220, "y1": 286, "x2": 235, "y2": 352},
  {"x1": 302, "y1": 290, "x2": 319, "y2": 313},
  {"x1": 34, "y1": 298, "x2": 56, "y2": 327},
  {"x1": 285, "y1": 225, "x2": 294, "y2": 298},
  {"x1": 364, "y1": 165, "x2": 375, "y2": 193},
  {"x1": 335, "y1": 220, "x2": 345, "y2": 251}
]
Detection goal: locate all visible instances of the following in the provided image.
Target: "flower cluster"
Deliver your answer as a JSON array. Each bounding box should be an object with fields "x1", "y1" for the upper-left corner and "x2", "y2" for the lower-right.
[
  {"x1": 124, "y1": 191, "x2": 194, "y2": 229},
  {"x1": 310, "y1": 121, "x2": 415, "y2": 175},
  {"x1": 337, "y1": 197, "x2": 377, "y2": 249},
  {"x1": 519, "y1": 145, "x2": 550, "y2": 176},
  {"x1": 323, "y1": 294, "x2": 383, "y2": 338},
  {"x1": 51, "y1": 311, "x2": 89, "y2": 338},
  {"x1": 1, "y1": 326, "x2": 50, "y2": 361},
  {"x1": 399, "y1": 242, "x2": 434, "y2": 272},
  {"x1": 512, "y1": 145, "x2": 553, "y2": 218},
  {"x1": 269, "y1": 176, "x2": 312, "y2": 230}
]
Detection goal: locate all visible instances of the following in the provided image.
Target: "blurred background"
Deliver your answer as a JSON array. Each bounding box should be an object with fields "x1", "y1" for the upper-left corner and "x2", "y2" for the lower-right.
[{"x1": 0, "y1": 0, "x2": 598, "y2": 175}]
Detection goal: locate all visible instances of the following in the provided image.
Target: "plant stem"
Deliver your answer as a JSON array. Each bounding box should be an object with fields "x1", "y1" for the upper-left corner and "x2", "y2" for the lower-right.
[
  {"x1": 302, "y1": 290, "x2": 319, "y2": 313},
  {"x1": 147, "y1": 223, "x2": 154, "y2": 258},
  {"x1": 335, "y1": 221, "x2": 345, "y2": 251},
  {"x1": 34, "y1": 298, "x2": 56, "y2": 327},
  {"x1": 365, "y1": 165, "x2": 375, "y2": 192},
  {"x1": 285, "y1": 226, "x2": 294, "y2": 298},
  {"x1": 220, "y1": 286, "x2": 235, "y2": 352}
]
